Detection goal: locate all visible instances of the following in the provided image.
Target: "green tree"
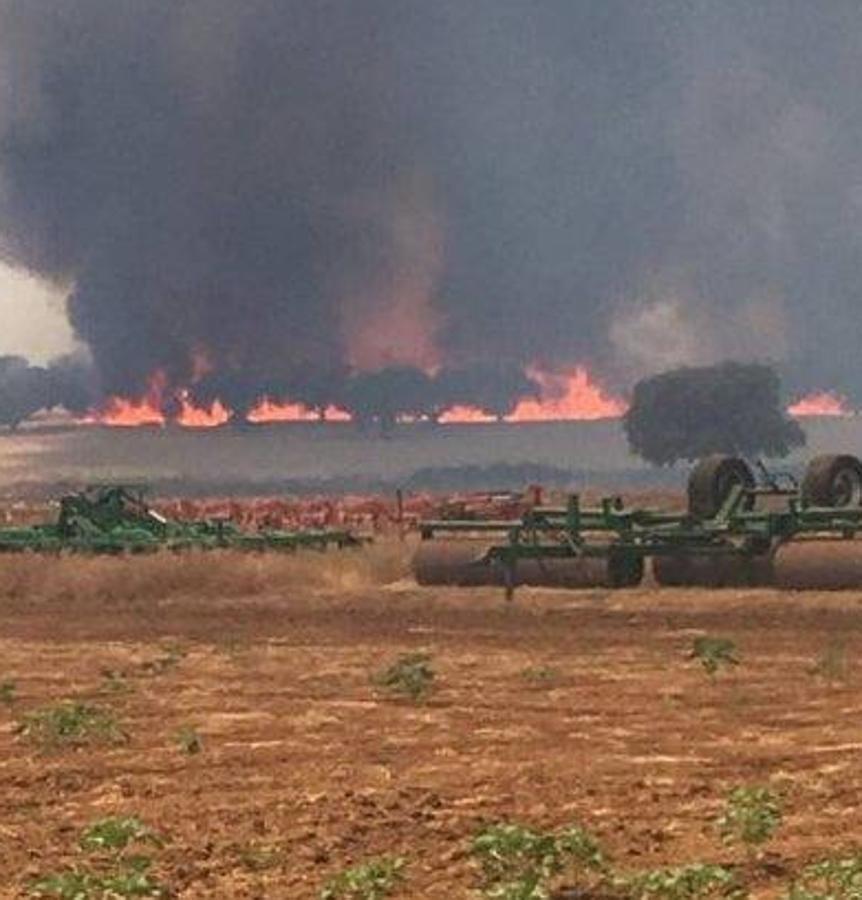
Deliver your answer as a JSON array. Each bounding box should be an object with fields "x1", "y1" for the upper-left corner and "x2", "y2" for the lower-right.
[{"x1": 624, "y1": 362, "x2": 805, "y2": 466}]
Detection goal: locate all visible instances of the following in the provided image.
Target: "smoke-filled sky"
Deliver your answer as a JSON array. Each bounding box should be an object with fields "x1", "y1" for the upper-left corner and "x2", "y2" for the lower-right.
[
  {"x1": 0, "y1": 265, "x2": 74, "y2": 362},
  {"x1": 2, "y1": 0, "x2": 862, "y2": 409}
]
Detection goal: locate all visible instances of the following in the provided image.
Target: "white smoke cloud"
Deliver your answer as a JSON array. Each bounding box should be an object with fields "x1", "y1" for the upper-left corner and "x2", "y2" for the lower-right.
[{"x1": 0, "y1": 263, "x2": 76, "y2": 363}]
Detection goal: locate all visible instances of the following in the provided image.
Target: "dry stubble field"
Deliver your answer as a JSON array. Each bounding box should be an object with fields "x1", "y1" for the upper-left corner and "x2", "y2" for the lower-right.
[{"x1": 0, "y1": 544, "x2": 861, "y2": 898}]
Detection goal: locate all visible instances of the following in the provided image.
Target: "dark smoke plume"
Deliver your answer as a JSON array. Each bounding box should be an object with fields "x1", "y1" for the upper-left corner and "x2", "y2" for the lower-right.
[
  {"x1": 624, "y1": 362, "x2": 806, "y2": 466},
  {"x1": 0, "y1": 353, "x2": 96, "y2": 428},
  {"x1": 339, "y1": 363, "x2": 541, "y2": 428},
  {"x1": 2, "y1": 2, "x2": 862, "y2": 410},
  {"x1": 0, "y1": 357, "x2": 49, "y2": 428},
  {"x1": 434, "y1": 365, "x2": 541, "y2": 421}
]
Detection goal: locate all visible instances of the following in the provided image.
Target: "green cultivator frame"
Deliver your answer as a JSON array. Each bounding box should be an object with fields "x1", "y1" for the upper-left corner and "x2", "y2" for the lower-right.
[
  {"x1": 413, "y1": 453, "x2": 862, "y2": 595},
  {"x1": 0, "y1": 485, "x2": 363, "y2": 555}
]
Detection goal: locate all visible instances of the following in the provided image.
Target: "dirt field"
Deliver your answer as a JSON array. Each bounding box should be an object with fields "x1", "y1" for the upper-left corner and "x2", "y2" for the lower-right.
[{"x1": 1, "y1": 546, "x2": 862, "y2": 898}]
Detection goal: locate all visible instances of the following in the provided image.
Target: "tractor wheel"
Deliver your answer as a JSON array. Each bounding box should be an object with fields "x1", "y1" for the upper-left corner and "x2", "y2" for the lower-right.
[
  {"x1": 800, "y1": 454, "x2": 862, "y2": 508},
  {"x1": 687, "y1": 455, "x2": 755, "y2": 518}
]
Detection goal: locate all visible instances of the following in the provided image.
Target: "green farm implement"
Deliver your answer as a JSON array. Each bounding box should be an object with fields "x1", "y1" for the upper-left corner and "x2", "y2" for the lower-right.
[
  {"x1": 0, "y1": 485, "x2": 363, "y2": 555},
  {"x1": 413, "y1": 453, "x2": 862, "y2": 594}
]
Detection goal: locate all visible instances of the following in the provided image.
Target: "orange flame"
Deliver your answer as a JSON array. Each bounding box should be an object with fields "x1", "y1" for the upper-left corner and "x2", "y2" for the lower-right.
[
  {"x1": 83, "y1": 368, "x2": 861, "y2": 428},
  {"x1": 86, "y1": 385, "x2": 353, "y2": 428},
  {"x1": 84, "y1": 371, "x2": 167, "y2": 427},
  {"x1": 507, "y1": 366, "x2": 626, "y2": 421},
  {"x1": 246, "y1": 399, "x2": 351, "y2": 423},
  {"x1": 788, "y1": 391, "x2": 854, "y2": 417},
  {"x1": 84, "y1": 370, "x2": 230, "y2": 428},
  {"x1": 85, "y1": 364, "x2": 627, "y2": 427},
  {"x1": 437, "y1": 366, "x2": 626, "y2": 423},
  {"x1": 175, "y1": 391, "x2": 231, "y2": 427},
  {"x1": 437, "y1": 405, "x2": 498, "y2": 424},
  {"x1": 86, "y1": 395, "x2": 165, "y2": 427}
]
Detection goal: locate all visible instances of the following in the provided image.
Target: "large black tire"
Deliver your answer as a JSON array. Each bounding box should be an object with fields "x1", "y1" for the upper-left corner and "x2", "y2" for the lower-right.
[
  {"x1": 800, "y1": 454, "x2": 862, "y2": 508},
  {"x1": 687, "y1": 455, "x2": 755, "y2": 518}
]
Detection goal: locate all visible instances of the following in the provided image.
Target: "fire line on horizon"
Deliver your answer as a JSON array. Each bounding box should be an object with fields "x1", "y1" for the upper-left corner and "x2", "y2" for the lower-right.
[{"x1": 80, "y1": 367, "x2": 854, "y2": 428}]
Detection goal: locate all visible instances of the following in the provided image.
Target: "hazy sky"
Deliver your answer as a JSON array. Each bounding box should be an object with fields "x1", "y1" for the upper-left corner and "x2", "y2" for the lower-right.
[{"x1": 0, "y1": 262, "x2": 75, "y2": 362}]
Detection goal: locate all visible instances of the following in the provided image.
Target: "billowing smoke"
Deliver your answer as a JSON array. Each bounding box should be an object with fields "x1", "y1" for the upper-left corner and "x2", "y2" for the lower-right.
[
  {"x1": 0, "y1": 353, "x2": 95, "y2": 428},
  {"x1": 193, "y1": 362, "x2": 539, "y2": 425},
  {"x1": 1, "y1": 2, "x2": 862, "y2": 415},
  {"x1": 344, "y1": 362, "x2": 541, "y2": 430}
]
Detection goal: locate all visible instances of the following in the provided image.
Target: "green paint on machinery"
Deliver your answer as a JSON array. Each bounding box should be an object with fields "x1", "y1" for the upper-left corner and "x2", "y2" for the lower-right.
[
  {"x1": 0, "y1": 485, "x2": 364, "y2": 555},
  {"x1": 413, "y1": 453, "x2": 862, "y2": 594}
]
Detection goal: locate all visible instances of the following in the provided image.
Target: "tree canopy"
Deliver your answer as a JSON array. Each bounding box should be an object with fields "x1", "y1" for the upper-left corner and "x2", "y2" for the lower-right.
[{"x1": 623, "y1": 362, "x2": 806, "y2": 466}]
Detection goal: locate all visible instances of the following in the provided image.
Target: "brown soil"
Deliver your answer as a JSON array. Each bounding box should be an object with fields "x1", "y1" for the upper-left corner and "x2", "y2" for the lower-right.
[{"x1": 1, "y1": 545, "x2": 862, "y2": 897}]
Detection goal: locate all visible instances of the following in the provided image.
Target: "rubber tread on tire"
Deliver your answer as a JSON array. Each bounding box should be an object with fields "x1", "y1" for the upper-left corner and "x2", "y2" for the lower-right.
[
  {"x1": 800, "y1": 454, "x2": 862, "y2": 508},
  {"x1": 687, "y1": 455, "x2": 755, "y2": 518}
]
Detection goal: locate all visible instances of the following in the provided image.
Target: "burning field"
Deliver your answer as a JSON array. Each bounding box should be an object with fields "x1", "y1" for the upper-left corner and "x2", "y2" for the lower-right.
[
  {"x1": 5, "y1": 3, "x2": 862, "y2": 896},
  {"x1": 2, "y1": 543, "x2": 862, "y2": 898}
]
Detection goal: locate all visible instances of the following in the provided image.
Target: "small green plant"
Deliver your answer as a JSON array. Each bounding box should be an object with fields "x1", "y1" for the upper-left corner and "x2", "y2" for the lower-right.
[
  {"x1": 471, "y1": 821, "x2": 605, "y2": 899},
  {"x1": 175, "y1": 725, "x2": 203, "y2": 755},
  {"x1": 716, "y1": 786, "x2": 782, "y2": 859},
  {"x1": 320, "y1": 856, "x2": 406, "y2": 899},
  {"x1": 16, "y1": 702, "x2": 127, "y2": 750},
  {"x1": 29, "y1": 870, "x2": 100, "y2": 899},
  {"x1": 0, "y1": 678, "x2": 17, "y2": 705},
  {"x1": 95, "y1": 861, "x2": 164, "y2": 897},
  {"x1": 30, "y1": 816, "x2": 167, "y2": 898},
  {"x1": 30, "y1": 858, "x2": 165, "y2": 898},
  {"x1": 807, "y1": 640, "x2": 849, "y2": 683},
  {"x1": 520, "y1": 666, "x2": 560, "y2": 687},
  {"x1": 623, "y1": 863, "x2": 738, "y2": 900},
  {"x1": 100, "y1": 668, "x2": 133, "y2": 695},
  {"x1": 373, "y1": 653, "x2": 435, "y2": 700},
  {"x1": 787, "y1": 854, "x2": 862, "y2": 899},
  {"x1": 80, "y1": 817, "x2": 163, "y2": 853},
  {"x1": 690, "y1": 637, "x2": 740, "y2": 678},
  {"x1": 556, "y1": 824, "x2": 606, "y2": 873}
]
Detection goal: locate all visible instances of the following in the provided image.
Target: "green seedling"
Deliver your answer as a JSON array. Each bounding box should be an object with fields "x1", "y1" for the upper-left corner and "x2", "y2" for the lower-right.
[
  {"x1": 29, "y1": 870, "x2": 102, "y2": 899},
  {"x1": 373, "y1": 653, "x2": 435, "y2": 700},
  {"x1": 0, "y1": 679, "x2": 16, "y2": 705},
  {"x1": 100, "y1": 669, "x2": 133, "y2": 695},
  {"x1": 29, "y1": 859, "x2": 165, "y2": 898},
  {"x1": 520, "y1": 666, "x2": 560, "y2": 687},
  {"x1": 16, "y1": 703, "x2": 126, "y2": 750},
  {"x1": 320, "y1": 856, "x2": 406, "y2": 899},
  {"x1": 690, "y1": 637, "x2": 740, "y2": 678},
  {"x1": 175, "y1": 725, "x2": 203, "y2": 755},
  {"x1": 787, "y1": 854, "x2": 862, "y2": 899},
  {"x1": 471, "y1": 821, "x2": 606, "y2": 899},
  {"x1": 29, "y1": 816, "x2": 167, "y2": 898},
  {"x1": 623, "y1": 863, "x2": 739, "y2": 900},
  {"x1": 716, "y1": 786, "x2": 782, "y2": 859},
  {"x1": 80, "y1": 817, "x2": 163, "y2": 853}
]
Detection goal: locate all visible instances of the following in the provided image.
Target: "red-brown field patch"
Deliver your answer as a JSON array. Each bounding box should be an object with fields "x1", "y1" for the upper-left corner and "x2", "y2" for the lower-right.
[{"x1": 1, "y1": 546, "x2": 861, "y2": 897}]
